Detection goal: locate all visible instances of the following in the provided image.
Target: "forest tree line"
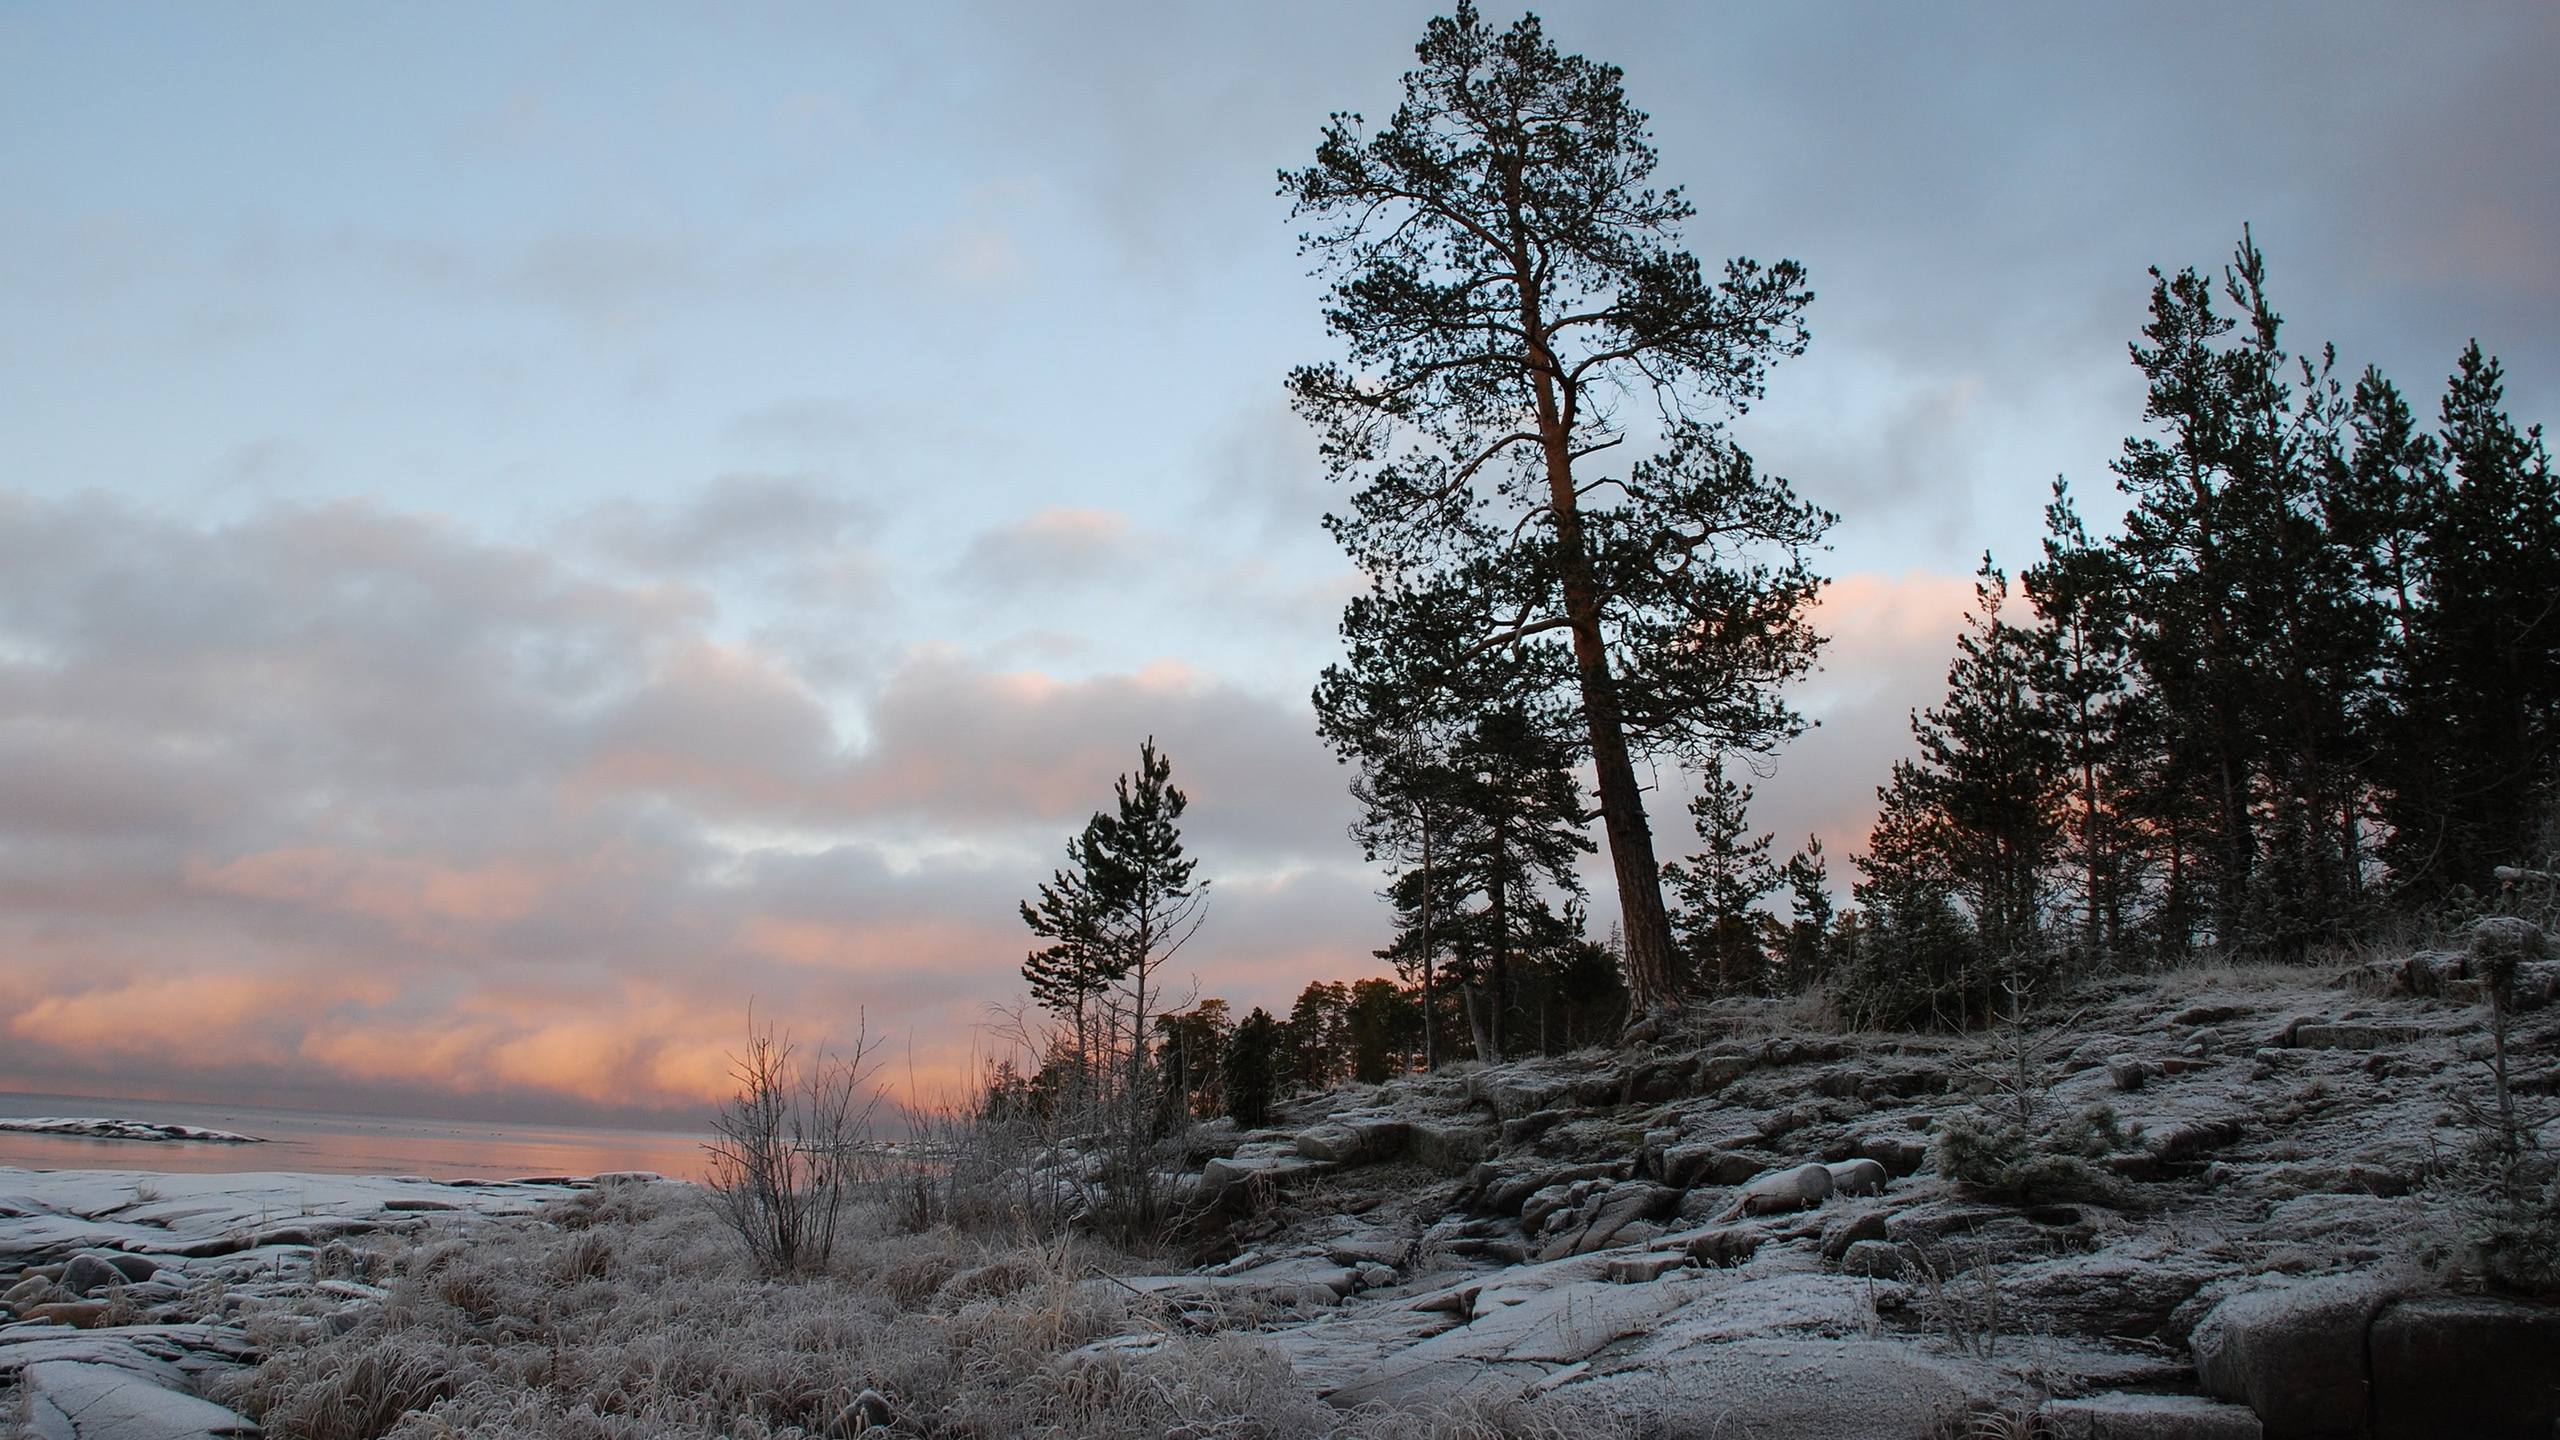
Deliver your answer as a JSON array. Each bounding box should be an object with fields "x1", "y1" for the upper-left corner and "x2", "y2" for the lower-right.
[{"x1": 994, "y1": 7, "x2": 2554, "y2": 1136}]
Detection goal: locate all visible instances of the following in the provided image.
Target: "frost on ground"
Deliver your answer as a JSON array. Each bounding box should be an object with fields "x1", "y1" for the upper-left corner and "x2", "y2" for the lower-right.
[
  {"x1": 7, "y1": 949, "x2": 2560, "y2": 1438},
  {"x1": 0, "y1": 1121, "x2": 262, "y2": 1146}
]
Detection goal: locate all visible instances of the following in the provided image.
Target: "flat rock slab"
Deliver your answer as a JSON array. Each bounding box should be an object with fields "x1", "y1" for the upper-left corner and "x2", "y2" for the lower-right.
[
  {"x1": 21, "y1": 1359, "x2": 259, "y2": 1440},
  {"x1": 1325, "y1": 1273, "x2": 1698, "y2": 1409},
  {"x1": 2037, "y1": 1393, "x2": 2263, "y2": 1434},
  {"x1": 0, "y1": 1167, "x2": 576, "y2": 1266},
  {"x1": 1554, "y1": 1338, "x2": 1983, "y2": 1440},
  {"x1": 2041, "y1": 1392, "x2": 2263, "y2": 1439}
]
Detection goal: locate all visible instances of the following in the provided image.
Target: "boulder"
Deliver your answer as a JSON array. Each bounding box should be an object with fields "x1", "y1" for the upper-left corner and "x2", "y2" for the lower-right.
[
  {"x1": 1468, "y1": 1070, "x2": 1571, "y2": 1119},
  {"x1": 1819, "y1": 1206, "x2": 1888, "y2": 1262},
  {"x1": 2367, "y1": 1293, "x2": 2560, "y2": 1439},
  {"x1": 2469, "y1": 914, "x2": 2548, "y2": 963},
  {"x1": 1691, "y1": 1052, "x2": 1753, "y2": 1093},
  {"x1": 1851, "y1": 1133, "x2": 1930, "y2": 1178},
  {"x1": 2108, "y1": 1054, "x2": 2153, "y2": 1092},
  {"x1": 1715, "y1": 1162, "x2": 1833, "y2": 1222},
  {"x1": 1536, "y1": 1181, "x2": 1680, "y2": 1260},
  {"x1": 1676, "y1": 1224, "x2": 1765, "y2": 1268},
  {"x1": 59, "y1": 1254, "x2": 127, "y2": 1297},
  {"x1": 1661, "y1": 1143, "x2": 1767, "y2": 1190},
  {"x1": 2040, "y1": 1392, "x2": 2264, "y2": 1440},
  {"x1": 1837, "y1": 1240, "x2": 1907, "y2": 1278},
  {"x1": 2189, "y1": 1272, "x2": 2389, "y2": 1438},
  {"x1": 23, "y1": 1299, "x2": 113, "y2": 1328},
  {"x1": 1824, "y1": 1157, "x2": 1888, "y2": 1197},
  {"x1": 1408, "y1": 1119, "x2": 1495, "y2": 1171}
]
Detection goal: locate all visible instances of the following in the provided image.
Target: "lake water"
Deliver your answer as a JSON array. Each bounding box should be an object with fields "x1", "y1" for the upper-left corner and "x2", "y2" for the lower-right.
[{"x1": 0, "y1": 1091, "x2": 712, "y2": 1182}]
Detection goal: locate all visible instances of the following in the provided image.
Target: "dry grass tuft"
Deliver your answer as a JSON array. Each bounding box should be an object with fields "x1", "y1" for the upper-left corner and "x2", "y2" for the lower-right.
[{"x1": 221, "y1": 1182, "x2": 1631, "y2": 1439}]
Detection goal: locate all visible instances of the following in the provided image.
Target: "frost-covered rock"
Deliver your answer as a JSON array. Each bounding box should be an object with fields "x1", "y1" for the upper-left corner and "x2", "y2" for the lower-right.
[
  {"x1": 2040, "y1": 1391, "x2": 2263, "y2": 1439},
  {"x1": 2367, "y1": 1293, "x2": 2560, "y2": 1439},
  {"x1": 20, "y1": 1358, "x2": 258, "y2": 1439},
  {"x1": 2189, "y1": 1271, "x2": 2390, "y2": 1437}
]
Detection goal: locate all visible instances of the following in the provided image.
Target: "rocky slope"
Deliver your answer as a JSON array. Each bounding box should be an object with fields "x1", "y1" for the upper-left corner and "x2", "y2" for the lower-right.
[{"x1": 1089, "y1": 925, "x2": 2560, "y2": 1438}]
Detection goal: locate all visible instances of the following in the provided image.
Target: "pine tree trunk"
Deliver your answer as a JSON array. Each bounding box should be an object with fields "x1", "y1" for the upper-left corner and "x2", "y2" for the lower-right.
[{"x1": 1523, "y1": 320, "x2": 1680, "y2": 1020}]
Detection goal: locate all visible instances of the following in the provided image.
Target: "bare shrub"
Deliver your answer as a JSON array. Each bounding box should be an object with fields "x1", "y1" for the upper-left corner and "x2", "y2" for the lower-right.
[{"x1": 702, "y1": 1014, "x2": 882, "y2": 1277}]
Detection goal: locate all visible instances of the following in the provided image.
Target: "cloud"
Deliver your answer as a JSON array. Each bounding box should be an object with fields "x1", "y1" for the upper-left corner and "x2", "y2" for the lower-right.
[
  {"x1": 950, "y1": 506, "x2": 1143, "y2": 593},
  {"x1": 0, "y1": 487, "x2": 1379, "y2": 1119},
  {"x1": 572, "y1": 472, "x2": 877, "y2": 576}
]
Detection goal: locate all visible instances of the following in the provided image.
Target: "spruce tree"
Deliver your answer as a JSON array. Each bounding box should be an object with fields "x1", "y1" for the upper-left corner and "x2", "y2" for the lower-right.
[
  {"x1": 1663, "y1": 767, "x2": 1779, "y2": 994},
  {"x1": 2399, "y1": 343, "x2": 2560, "y2": 894},
  {"x1": 2023, "y1": 485, "x2": 2144, "y2": 966},
  {"x1": 1287, "y1": 3, "x2": 1831, "y2": 1017},
  {"x1": 1777, "y1": 837, "x2": 1834, "y2": 990},
  {"x1": 1225, "y1": 1007, "x2": 1285, "y2": 1128}
]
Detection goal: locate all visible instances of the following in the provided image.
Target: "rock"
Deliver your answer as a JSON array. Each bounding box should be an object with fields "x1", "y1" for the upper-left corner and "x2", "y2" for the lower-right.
[
  {"x1": 1824, "y1": 1158, "x2": 1888, "y2": 1197},
  {"x1": 1468, "y1": 1070, "x2": 1571, "y2": 1119},
  {"x1": 1538, "y1": 1181, "x2": 1680, "y2": 1260},
  {"x1": 2469, "y1": 914, "x2": 2548, "y2": 963},
  {"x1": 2189, "y1": 1272, "x2": 2389, "y2": 1438},
  {"x1": 841, "y1": 1387, "x2": 896, "y2": 1434},
  {"x1": 103, "y1": 1253, "x2": 159, "y2": 1283},
  {"x1": 1838, "y1": 1240, "x2": 1907, "y2": 1278},
  {"x1": 2289, "y1": 1021, "x2": 2422, "y2": 1050},
  {"x1": 1408, "y1": 1119, "x2": 1495, "y2": 1171},
  {"x1": 2040, "y1": 1392, "x2": 2265, "y2": 1439},
  {"x1": 1661, "y1": 1142, "x2": 1767, "y2": 1190},
  {"x1": 7, "y1": 1271, "x2": 59, "y2": 1306},
  {"x1": 1499, "y1": 1109, "x2": 1568, "y2": 1148},
  {"x1": 1200, "y1": 1149, "x2": 1336, "y2": 1205},
  {"x1": 1681, "y1": 1225, "x2": 1764, "y2": 1268},
  {"x1": 1606, "y1": 1252, "x2": 1690, "y2": 1284},
  {"x1": 1482, "y1": 1161, "x2": 1619, "y2": 1217},
  {"x1": 2368, "y1": 1293, "x2": 2560, "y2": 1439},
  {"x1": 2005, "y1": 1245, "x2": 2233, "y2": 1342},
  {"x1": 1555, "y1": 1337, "x2": 1981, "y2": 1440},
  {"x1": 1292, "y1": 1123, "x2": 1372, "y2": 1164},
  {"x1": 1521, "y1": 1179, "x2": 1597, "y2": 1235},
  {"x1": 20, "y1": 1359, "x2": 259, "y2": 1440},
  {"x1": 59, "y1": 1254, "x2": 128, "y2": 1297},
  {"x1": 23, "y1": 1299, "x2": 113, "y2": 1328},
  {"x1": 1715, "y1": 1162, "x2": 1833, "y2": 1222},
  {"x1": 1692, "y1": 1052, "x2": 1753, "y2": 1093},
  {"x1": 2108, "y1": 1054, "x2": 2152, "y2": 1091},
  {"x1": 1852, "y1": 1133, "x2": 1930, "y2": 1178},
  {"x1": 1820, "y1": 1207, "x2": 1889, "y2": 1261}
]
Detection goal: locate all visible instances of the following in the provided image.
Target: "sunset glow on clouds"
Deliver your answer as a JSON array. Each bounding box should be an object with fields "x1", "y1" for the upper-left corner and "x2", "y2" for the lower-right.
[
  {"x1": 3, "y1": 4, "x2": 2548, "y2": 1121},
  {"x1": 0, "y1": 482, "x2": 1974, "y2": 1118}
]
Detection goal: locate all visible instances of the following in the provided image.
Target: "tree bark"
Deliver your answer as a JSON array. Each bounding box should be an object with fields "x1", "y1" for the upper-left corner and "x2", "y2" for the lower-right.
[{"x1": 1522, "y1": 333, "x2": 1681, "y2": 1019}]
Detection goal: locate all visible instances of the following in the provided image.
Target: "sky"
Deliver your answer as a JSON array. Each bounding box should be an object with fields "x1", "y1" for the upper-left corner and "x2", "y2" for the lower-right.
[{"x1": 2, "y1": 3, "x2": 2553, "y2": 1125}]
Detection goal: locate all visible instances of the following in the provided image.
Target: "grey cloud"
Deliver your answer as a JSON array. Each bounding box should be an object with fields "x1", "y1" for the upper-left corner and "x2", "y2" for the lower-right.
[
  {"x1": 0, "y1": 488, "x2": 1382, "y2": 1119},
  {"x1": 573, "y1": 472, "x2": 878, "y2": 576}
]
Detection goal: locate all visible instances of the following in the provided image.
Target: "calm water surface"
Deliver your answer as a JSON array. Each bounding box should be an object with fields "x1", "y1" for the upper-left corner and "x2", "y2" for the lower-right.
[{"x1": 0, "y1": 1092, "x2": 711, "y2": 1182}]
